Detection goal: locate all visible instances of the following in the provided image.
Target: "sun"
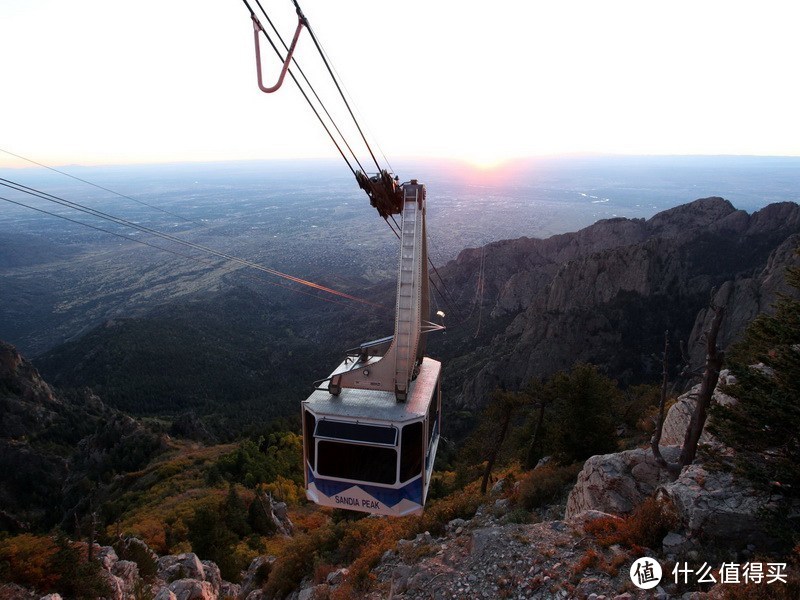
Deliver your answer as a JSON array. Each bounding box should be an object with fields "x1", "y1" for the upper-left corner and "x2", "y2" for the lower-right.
[{"x1": 464, "y1": 154, "x2": 507, "y2": 171}]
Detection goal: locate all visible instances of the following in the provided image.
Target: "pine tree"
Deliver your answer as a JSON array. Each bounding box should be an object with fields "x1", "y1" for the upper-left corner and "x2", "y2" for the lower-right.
[
  {"x1": 709, "y1": 262, "x2": 800, "y2": 493},
  {"x1": 545, "y1": 364, "x2": 620, "y2": 462},
  {"x1": 49, "y1": 532, "x2": 111, "y2": 599},
  {"x1": 188, "y1": 507, "x2": 238, "y2": 581},
  {"x1": 247, "y1": 489, "x2": 277, "y2": 535},
  {"x1": 478, "y1": 389, "x2": 526, "y2": 494},
  {"x1": 223, "y1": 483, "x2": 251, "y2": 538}
]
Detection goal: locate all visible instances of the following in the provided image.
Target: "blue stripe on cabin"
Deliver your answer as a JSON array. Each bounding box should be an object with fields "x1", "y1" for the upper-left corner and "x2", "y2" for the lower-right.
[{"x1": 308, "y1": 467, "x2": 423, "y2": 507}]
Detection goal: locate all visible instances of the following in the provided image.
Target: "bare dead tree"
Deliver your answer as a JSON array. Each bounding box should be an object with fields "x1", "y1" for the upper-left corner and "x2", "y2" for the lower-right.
[
  {"x1": 525, "y1": 397, "x2": 548, "y2": 469},
  {"x1": 480, "y1": 390, "x2": 520, "y2": 495},
  {"x1": 87, "y1": 507, "x2": 97, "y2": 562},
  {"x1": 651, "y1": 302, "x2": 726, "y2": 474},
  {"x1": 678, "y1": 304, "x2": 726, "y2": 466},
  {"x1": 651, "y1": 331, "x2": 681, "y2": 476}
]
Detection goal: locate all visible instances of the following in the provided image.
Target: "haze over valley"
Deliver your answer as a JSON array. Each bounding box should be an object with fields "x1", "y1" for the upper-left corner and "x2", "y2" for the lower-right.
[{"x1": 3, "y1": 155, "x2": 798, "y2": 356}]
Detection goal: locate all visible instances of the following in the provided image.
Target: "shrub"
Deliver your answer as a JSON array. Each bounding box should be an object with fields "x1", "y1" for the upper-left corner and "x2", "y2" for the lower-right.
[
  {"x1": 0, "y1": 534, "x2": 59, "y2": 589},
  {"x1": 262, "y1": 476, "x2": 303, "y2": 505},
  {"x1": 0, "y1": 533, "x2": 111, "y2": 597},
  {"x1": 417, "y1": 486, "x2": 483, "y2": 536},
  {"x1": 571, "y1": 547, "x2": 601, "y2": 579},
  {"x1": 313, "y1": 562, "x2": 336, "y2": 584},
  {"x1": 516, "y1": 462, "x2": 583, "y2": 511},
  {"x1": 624, "y1": 495, "x2": 678, "y2": 549},
  {"x1": 584, "y1": 496, "x2": 677, "y2": 551},
  {"x1": 49, "y1": 533, "x2": 112, "y2": 599},
  {"x1": 504, "y1": 508, "x2": 533, "y2": 524},
  {"x1": 263, "y1": 526, "x2": 339, "y2": 598}
]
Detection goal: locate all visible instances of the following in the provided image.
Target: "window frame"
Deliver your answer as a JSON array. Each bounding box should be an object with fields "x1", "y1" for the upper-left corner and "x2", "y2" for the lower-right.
[{"x1": 315, "y1": 438, "x2": 399, "y2": 486}]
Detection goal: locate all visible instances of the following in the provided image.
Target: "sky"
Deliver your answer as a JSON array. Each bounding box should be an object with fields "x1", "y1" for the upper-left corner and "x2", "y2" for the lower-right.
[{"x1": 1, "y1": 0, "x2": 799, "y2": 170}]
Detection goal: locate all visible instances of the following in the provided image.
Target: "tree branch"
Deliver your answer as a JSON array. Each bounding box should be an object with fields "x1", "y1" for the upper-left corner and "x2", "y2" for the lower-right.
[
  {"x1": 678, "y1": 304, "x2": 726, "y2": 467},
  {"x1": 651, "y1": 331, "x2": 681, "y2": 476}
]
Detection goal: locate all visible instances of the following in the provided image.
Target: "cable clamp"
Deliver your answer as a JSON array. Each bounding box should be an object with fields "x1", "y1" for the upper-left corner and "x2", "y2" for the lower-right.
[{"x1": 252, "y1": 13, "x2": 305, "y2": 93}]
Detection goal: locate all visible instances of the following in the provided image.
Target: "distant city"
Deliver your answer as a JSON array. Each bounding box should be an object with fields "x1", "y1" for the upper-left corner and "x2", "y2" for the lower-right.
[{"x1": 2, "y1": 155, "x2": 799, "y2": 354}]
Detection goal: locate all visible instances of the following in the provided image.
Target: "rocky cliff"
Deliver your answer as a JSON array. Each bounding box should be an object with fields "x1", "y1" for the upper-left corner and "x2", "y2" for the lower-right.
[
  {"x1": 437, "y1": 198, "x2": 800, "y2": 411},
  {"x1": 0, "y1": 341, "x2": 70, "y2": 529},
  {"x1": 0, "y1": 341, "x2": 164, "y2": 531}
]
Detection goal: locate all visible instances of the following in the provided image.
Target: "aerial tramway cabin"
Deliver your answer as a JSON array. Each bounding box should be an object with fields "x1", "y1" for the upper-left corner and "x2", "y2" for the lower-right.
[
  {"x1": 302, "y1": 356, "x2": 441, "y2": 516},
  {"x1": 242, "y1": 0, "x2": 444, "y2": 515},
  {"x1": 302, "y1": 177, "x2": 443, "y2": 516}
]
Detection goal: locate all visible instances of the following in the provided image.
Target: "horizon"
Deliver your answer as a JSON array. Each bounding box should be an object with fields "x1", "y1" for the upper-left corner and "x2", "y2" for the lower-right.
[
  {"x1": 3, "y1": 155, "x2": 798, "y2": 269},
  {"x1": 3, "y1": 151, "x2": 800, "y2": 173}
]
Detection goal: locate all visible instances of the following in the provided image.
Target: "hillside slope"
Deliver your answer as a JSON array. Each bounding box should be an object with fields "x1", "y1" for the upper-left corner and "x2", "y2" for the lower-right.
[{"x1": 0, "y1": 341, "x2": 165, "y2": 531}]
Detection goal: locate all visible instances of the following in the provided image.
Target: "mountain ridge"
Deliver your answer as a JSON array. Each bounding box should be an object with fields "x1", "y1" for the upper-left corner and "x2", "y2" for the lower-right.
[
  {"x1": 25, "y1": 197, "x2": 800, "y2": 434},
  {"x1": 437, "y1": 198, "x2": 800, "y2": 411}
]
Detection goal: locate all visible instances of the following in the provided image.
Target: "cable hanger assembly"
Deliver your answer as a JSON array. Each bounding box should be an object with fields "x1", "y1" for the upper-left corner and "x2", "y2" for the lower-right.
[{"x1": 251, "y1": 4, "x2": 306, "y2": 93}]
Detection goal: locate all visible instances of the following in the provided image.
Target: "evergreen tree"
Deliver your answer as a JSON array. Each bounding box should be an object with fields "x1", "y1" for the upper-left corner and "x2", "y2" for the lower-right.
[
  {"x1": 479, "y1": 389, "x2": 526, "y2": 494},
  {"x1": 710, "y1": 262, "x2": 800, "y2": 494},
  {"x1": 544, "y1": 364, "x2": 620, "y2": 462},
  {"x1": 188, "y1": 507, "x2": 239, "y2": 581},
  {"x1": 49, "y1": 532, "x2": 111, "y2": 599},
  {"x1": 458, "y1": 388, "x2": 528, "y2": 494},
  {"x1": 520, "y1": 378, "x2": 552, "y2": 469},
  {"x1": 247, "y1": 490, "x2": 277, "y2": 536},
  {"x1": 223, "y1": 483, "x2": 251, "y2": 538}
]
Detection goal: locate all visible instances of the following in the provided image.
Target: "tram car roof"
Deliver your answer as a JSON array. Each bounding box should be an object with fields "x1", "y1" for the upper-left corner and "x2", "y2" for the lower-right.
[{"x1": 303, "y1": 357, "x2": 441, "y2": 424}]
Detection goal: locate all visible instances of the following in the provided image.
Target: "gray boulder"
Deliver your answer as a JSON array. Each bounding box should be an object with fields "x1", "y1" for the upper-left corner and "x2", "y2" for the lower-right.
[
  {"x1": 219, "y1": 582, "x2": 240, "y2": 599},
  {"x1": 325, "y1": 567, "x2": 349, "y2": 587},
  {"x1": 239, "y1": 556, "x2": 275, "y2": 600},
  {"x1": 658, "y1": 464, "x2": 777, "y2": 546},
  {"x1": 111, "y1": 559, "x2": 140, "y2": 591},
  {"x1": 567, "y1": 509, "x2": 624, "y2": 532},
  {"x1": 99, "y1": 571, "x2": 126, "y2": 600},
  {"x1": 96, "y1": 546, "x2": 119, "y2": 571},
  {"x1": 660, "y1": 371, "x2": 737, "y2": 447},
  {"x1": 565, "y1": 446, "x2": 681, "y2": 518},
  {"x1": 200, "y1": 561, "x2": 221, "y2": 596},
  {"x1": 157, "y1": 553, "x2": 205, "y2": 583},
  {"x1": 166, "y1": 579, "x2": 216, "y2": 600},
  {"x1": 153, "y1": 590, "x2": 177, "y2": 600}
]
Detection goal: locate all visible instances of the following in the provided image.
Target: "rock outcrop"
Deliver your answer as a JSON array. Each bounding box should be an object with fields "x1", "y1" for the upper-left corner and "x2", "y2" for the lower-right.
[
  {"x1": 0, "y1": 341, "x2": 71, "y2": 528},
  {"x1": 76, "y1": 539, "x2": 244, "y2": 600},
  {"x1": 659, "y1": 370, "x2": 737, "y2": 447},
  {"x1": 157, "y1": 554, "x2": 207, "y2": 585},
  {"x1": 686, "y1": 232, "x2": 800, "y2": 368},
  {"x1": 657, "y1": 465, "x2": 771, "y2": 546},
  {"x1": 565, "y1": 446, "x2": 681, "y2": 519},
  {"x1": 160, "y1": 580, "x2": 215, "y2": 600},
  {"x1": 564, "y1": 363, "x2": 797, "y2": 554},
  {"x1": 239, "y1": 556, "x2": 275, "y2": 600}
]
